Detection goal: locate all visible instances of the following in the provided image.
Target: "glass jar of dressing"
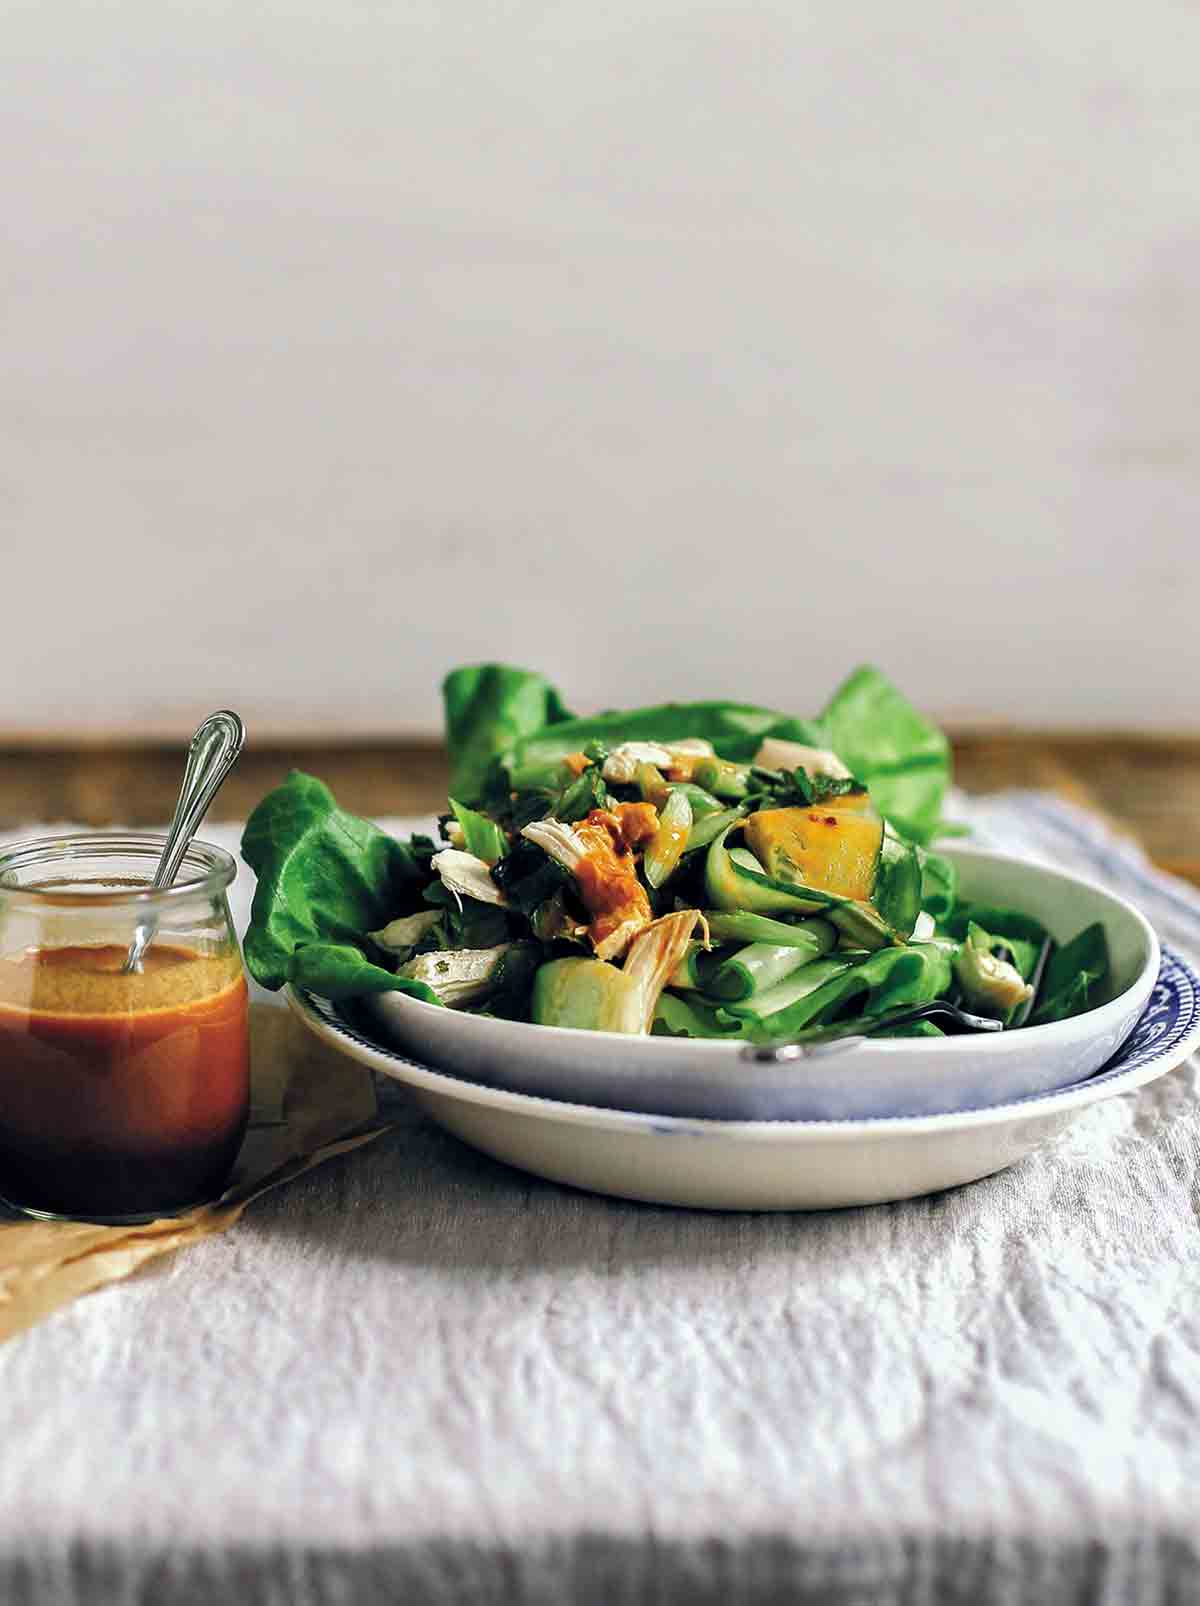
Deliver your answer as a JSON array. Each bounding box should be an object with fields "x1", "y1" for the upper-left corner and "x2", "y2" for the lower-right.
[{"x1": 0, "y1": 834, "x2": 249, "y2": 1223}]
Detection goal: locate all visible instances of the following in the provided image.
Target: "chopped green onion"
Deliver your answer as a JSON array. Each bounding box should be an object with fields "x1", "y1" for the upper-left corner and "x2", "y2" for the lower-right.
[
  {"x1": 692, "y1": 757, "x2": 752, "y2": 800},
  {"x1": 448, "y1": 798, "x2": 508, "y2": 863},
  {"x1": 684, "y1": 805, "x2": 747, "y2": 854},
  {"x1": 644, "y1": 789, "x2": 693, "y2": 889},
  {"x1": 666, "y1": 782, "x2": 725, "y2": 819},
  {"x1": 634, "y1": 761, "x2": 670, "y2": 810}
]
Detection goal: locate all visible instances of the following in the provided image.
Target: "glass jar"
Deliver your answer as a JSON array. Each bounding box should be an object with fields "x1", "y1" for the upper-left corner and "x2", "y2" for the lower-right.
[{"x1": 0, "y1": 834, "x2": 250, "y2": 1223}]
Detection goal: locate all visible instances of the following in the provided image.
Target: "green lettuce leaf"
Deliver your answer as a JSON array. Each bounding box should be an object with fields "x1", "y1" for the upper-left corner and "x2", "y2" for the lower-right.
[
  {"x1": 241, "y1": 771, "x2": 429, "y2": 992},
  {"x1": 652, "y1": 992, "x2": 747, "y2": 1039},
  {"x1": 942, "y1": 903, "x2": 1050, "y2": 950},
  {"x1": 743, "y1": 943, "x2": 954, "y2": 1043},
  {"x1": 1029, "y1": 922, "x2": 1111, "y2": 1025},
  {"x1": 289, "y1": 943, "x2": 442, "y2": 1004},
  {"x1": 917, "y1": 849, "x2": 958, "y2": 920},
  {"x1": 820, "y1": 665, "x2": 950, "y2": 843},
  {"x1": 490, "y1": 662, "x2": 948, "y2": 840},
  {"x1": 443, "y1": 665, "x2": 573, "y2": 802}
]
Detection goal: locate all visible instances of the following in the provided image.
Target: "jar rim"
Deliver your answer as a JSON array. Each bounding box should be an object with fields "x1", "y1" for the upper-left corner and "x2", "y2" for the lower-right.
[{"x1": 0, "y1": 832, "x2": 237, "y2": 907}]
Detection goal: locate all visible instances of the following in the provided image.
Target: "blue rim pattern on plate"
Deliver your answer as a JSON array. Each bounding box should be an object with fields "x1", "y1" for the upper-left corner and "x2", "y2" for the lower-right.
[{"x1": 296, "y1": 945, "x2": 1199, "y2": 1124}]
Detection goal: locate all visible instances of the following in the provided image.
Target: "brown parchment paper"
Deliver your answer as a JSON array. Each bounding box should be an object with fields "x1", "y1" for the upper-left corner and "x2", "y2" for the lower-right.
[{"x1": 0, "y1": 1003, "x2": 392, "y2": 1345}]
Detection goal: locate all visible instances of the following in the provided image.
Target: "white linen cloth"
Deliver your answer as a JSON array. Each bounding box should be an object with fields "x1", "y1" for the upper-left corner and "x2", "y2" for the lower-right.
[{"x1": 1, "y1": 795, "x2": 1199, "y2": 1606}]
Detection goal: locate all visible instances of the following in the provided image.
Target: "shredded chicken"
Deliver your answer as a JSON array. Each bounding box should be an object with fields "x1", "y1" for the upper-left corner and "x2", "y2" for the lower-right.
[
  {"x1": 601, "y1": 743, "x2": 673, "y2": 784},
  {"x1": 752, "y1": 737, "x2": 852, "y2": 780},
  {"x1": 521, "y1": 810, "x2": 654, "y2": 959},
  {"x1": 621, "y1": 910, "x2": 703, "y2": 1031},
  {"x1": 368, "y1": 909, "x2": 443, "y2": 954},
  {"x1": 608, "y1": 801, "x2": 659, "y2": 850},
  {"x1": 431, "y1": 849, "x2": 508, "y2": 907},
  {"x1": 398, "y1": 944, "x2": 512, "y2": 1007},
  {"x1": 600, "y1": 738, "x2": 714, "y2": 785}
]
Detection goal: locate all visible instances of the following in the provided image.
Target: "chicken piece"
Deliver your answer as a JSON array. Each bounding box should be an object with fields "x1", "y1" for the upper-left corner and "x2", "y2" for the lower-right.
[
  {"x1": 753, "y1": 737, "x2": 852, "y2": 781},
  {"x1": 531, "y1": 910, "x2": 702, "y2": 1034},
  {"x1": 609, "y1": 801, "x2": 659, "y2": 851},
  {"x1": 658, "y1": 738, "x2": 714, "y2": 783},
  {"x1": 398, "y1": 944, "x2": 513, "y2": 1007},
  {"x1": 521, "y1": 811, "x2": 654, "y2": 960},
  {"x1": 601, "y1": 743, "x2": 673, "y2": 784},
  {"x1": 431, "y1": 849, "x2": 508, "y2": 907},
  {"x1": 601, "y1": 738, "x2": 714, "y2": 785}
]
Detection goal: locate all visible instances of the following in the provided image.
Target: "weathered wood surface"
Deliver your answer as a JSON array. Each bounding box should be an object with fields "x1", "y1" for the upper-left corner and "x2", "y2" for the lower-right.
[{"x1": 0, "y1": 736, "x2": 1196, "y2": 886}]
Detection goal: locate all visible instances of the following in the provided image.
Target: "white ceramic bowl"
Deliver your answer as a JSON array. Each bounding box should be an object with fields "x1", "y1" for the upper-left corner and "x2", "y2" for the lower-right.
[
  {"x1": 352, "y1": 847, "x2": 1159, "y2": 1121},
  {"x1": 287, "y1": 945, "x2": 1199, "y2": 1210}
]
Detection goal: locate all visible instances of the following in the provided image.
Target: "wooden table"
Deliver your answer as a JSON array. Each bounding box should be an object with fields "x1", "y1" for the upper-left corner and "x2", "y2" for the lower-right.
[{"x1": 1, "y1": 734, "x2": 1196, "y2": 886}]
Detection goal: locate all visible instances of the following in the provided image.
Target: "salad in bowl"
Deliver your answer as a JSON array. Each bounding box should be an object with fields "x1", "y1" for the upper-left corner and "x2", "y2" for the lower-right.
[{"x1": 242, "y1": 664, "x2": 1115, "y2": 1049}]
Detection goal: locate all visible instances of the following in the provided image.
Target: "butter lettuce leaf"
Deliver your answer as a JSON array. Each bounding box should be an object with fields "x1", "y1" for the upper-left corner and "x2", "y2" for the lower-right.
[
  {"x1": 443, "y1": 664, "x2": 573, "y2": 803},
  {"x1": 821, "y1": 665, "x2": 950, "y2": 843},
  {"x1": 241, "y1": 771, "x2": 430, "y2": 993},
  {"x1": 289, "y1": 942, "x2": 442, "y2": 1004},
  {"x1": 652, "y1": 992, "x2": 747, "y2": 1039}
]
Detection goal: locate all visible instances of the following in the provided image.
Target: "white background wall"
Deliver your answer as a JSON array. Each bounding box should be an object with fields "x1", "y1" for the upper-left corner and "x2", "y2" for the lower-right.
[{"x1": 4, "y1": 0, "x2": 1198, "y2": 736}]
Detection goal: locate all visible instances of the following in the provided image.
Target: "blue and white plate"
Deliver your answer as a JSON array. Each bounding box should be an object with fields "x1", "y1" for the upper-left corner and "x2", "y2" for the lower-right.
[{"x1": 289, "y1": 942, "x2": 1200, "y2": 1212}]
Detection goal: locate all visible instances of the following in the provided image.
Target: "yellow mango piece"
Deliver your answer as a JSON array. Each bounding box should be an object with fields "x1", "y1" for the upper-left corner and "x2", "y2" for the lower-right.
[
  {"x1": 743, "y1": 806, "x2": 883, "y2": 902},
  {"x1": 822, "y1": 787, "x2": 873, "y2": 812}
]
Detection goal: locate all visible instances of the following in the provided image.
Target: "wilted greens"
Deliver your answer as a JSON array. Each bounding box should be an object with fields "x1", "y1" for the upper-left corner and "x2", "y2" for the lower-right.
[{"x1": 240, "y1": 663, "x2": 1113, "y2": 1040}]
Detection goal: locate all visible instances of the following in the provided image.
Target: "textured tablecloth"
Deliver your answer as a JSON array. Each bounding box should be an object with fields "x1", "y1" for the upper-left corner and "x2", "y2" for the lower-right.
[{"x1": 2, "y1": 796, "x2": 1200, "y2": 1606}]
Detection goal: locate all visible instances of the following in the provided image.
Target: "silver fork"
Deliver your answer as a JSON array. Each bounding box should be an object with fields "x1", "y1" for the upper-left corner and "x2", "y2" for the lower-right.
[{"x1": 741, "y1": 999, "x2": 1004, "y2": 1063}]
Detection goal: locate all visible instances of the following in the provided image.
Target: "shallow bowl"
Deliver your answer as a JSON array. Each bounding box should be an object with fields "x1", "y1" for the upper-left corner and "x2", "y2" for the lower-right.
[{"x1": 352, "y1": 848, "x2": 1160, "y2": 1122}]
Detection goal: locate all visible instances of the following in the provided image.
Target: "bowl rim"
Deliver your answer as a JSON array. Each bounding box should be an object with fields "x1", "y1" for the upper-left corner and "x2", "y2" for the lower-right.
[{"x1": 347, "y1": 844, "x2": 1161, "y2": 1060}]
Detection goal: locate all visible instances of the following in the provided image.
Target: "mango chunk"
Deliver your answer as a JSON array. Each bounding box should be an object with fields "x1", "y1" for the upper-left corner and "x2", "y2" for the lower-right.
[{"x1": 743, "y1": 806, "x2": 884, "y2": 902}]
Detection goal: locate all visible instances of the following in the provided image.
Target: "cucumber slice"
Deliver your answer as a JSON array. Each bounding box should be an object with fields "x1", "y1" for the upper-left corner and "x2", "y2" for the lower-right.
[
  {"x1": 720, "y1": 957, "x2": 854, "y2": 1021},
  {"x1": 702, "y1": 909, "x2": 845, "y2": 948},
  {"x1": 667, "y1": 940, "x2": 710, "y2": 991},
  {"x1": 685, "y1": 806, "x2": 748, "y2": 854},
  {"x1": 706, "y1": 925, "x2": 837, "y2": 1001},
  {"x1": 704, "y1": 823, "x2": 905, "y2": 951}
]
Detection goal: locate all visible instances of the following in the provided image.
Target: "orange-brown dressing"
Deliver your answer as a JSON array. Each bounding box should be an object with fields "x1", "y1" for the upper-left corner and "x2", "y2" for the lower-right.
[
  {"x1": 0, "y1": 944, "x2": 249, "y2": 1217},
  {"x1": 572, "y1": 809, "x2": 654, "y2": 951}
]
